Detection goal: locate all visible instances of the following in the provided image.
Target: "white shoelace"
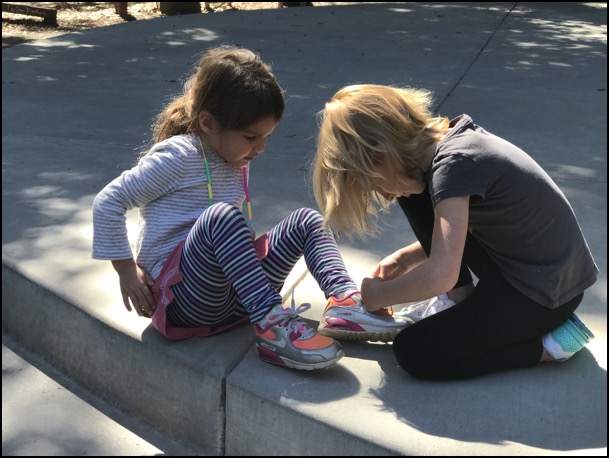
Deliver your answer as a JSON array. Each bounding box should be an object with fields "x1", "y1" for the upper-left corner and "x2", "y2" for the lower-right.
[
  {"x1": 265, "y1": 288, "x2": 316, "y2": 339},
  {"x1": 395, "y1": 294, "x2": 456, "y2": 320}
]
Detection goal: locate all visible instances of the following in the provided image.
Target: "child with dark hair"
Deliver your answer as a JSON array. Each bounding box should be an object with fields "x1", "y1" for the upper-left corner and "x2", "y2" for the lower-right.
[{"x1": 92, "y1": 48, "x2": 406, "y2": 371}]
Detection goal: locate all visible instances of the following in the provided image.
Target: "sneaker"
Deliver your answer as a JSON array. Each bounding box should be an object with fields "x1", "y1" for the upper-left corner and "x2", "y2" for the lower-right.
[
  {"x1": 394, "y1": 294, "x2": 456, "y2": 322},
  {"x1": 255, "y1": 302, "x2": 344, "y2": 370},
  {"x1": 542, "y1": 313, "x2": 595, "y2": 362},
  {"x1": 318, "y1": 292, "x2": 411, "y2": 342}
]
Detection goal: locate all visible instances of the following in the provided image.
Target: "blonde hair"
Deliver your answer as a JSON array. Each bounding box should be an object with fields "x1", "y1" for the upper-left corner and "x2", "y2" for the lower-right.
[{"x1": 313, "y1": 84, "x2": 449, "y2": 239}]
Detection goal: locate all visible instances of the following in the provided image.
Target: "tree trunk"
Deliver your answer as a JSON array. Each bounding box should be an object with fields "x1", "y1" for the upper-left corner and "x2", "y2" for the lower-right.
[{"x1": 159, "y1": 2, "x2": 201, "y2": 16}]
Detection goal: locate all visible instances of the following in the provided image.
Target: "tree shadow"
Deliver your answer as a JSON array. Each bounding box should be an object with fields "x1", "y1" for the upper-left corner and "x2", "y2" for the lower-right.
[{"x1": 367, "y1": 347, "x2": 607, "y2": 452}]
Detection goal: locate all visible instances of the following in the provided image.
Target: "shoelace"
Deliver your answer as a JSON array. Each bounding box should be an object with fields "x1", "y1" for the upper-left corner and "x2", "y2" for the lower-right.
[
  {"x1": 395, "y1": 296, "x2": 454, "y2": 319},
  {"x1": 394, "y1": 299, "x2": 430, "y2": 317},
  {"x1": 426, "y1": 295, "x2": 455, "y2": 316},
  {"x1": 265, "y1": 288, "x2": 316, "y2": 339}
]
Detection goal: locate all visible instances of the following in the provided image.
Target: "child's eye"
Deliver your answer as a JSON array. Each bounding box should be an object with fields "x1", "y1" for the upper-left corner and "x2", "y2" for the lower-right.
[{"x1": 244, "y1": 135, "x2": 256, "y2": 141}]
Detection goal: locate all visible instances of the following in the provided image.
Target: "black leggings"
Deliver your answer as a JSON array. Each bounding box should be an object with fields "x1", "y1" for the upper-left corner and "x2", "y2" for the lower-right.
[{"x1": 393, "y1": 191, "x2": 582, "y2": 380}]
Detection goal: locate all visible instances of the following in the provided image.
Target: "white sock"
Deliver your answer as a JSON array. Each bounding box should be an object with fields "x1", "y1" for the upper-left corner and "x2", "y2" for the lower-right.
[{"x1": 542, "y1": 332, "x2": 570, "y2": 362}]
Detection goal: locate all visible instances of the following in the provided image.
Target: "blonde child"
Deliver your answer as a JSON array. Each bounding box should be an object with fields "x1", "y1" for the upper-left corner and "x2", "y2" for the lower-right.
[{"x1": 313, "y1": 84, "x2": 597, "y2": 379}]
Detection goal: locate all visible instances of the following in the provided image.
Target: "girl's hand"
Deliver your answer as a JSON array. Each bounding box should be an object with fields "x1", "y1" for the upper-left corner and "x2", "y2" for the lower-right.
[
  {"x1": 112, "y1": 259, "x2": 156, "y2": 317},
  {"x1": 360, "y1": 276, "x2": 386, "y2": 312}
]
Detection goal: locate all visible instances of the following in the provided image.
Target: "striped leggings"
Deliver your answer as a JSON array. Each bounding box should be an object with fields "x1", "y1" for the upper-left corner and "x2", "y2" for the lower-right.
[{"x1": 167, "y1": 203, "x2": 358, "y2": 327}]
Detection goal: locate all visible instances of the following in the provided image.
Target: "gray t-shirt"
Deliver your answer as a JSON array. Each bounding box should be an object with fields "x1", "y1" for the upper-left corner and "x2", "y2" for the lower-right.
[{"x1": 428, "y1": 115, "x2": 597, "y2": 308}]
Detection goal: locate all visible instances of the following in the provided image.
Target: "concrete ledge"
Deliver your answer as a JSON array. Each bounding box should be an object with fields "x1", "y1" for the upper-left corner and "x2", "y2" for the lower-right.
[
  {"x1": 227, "y1": 343, "x2": 608, "y2": 456},
  {"x1": 2, "y1": 260, "x2": 251, "y2": 454},
  {"x1": 4, "y1": 259, "x2": 607, "y2": 455},
  {"x1": 226, "y1": 270, "x2": 608, "y2": 456}
]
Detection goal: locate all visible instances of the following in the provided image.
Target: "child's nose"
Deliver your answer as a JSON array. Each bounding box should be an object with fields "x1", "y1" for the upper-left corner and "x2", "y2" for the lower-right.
[{"x1": 256, "y1": 138, "x2": 267, "y2": 153}]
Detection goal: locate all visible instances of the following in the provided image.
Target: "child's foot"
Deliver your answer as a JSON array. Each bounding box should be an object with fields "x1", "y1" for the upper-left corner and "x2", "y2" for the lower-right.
[
  {"x1": 394, "y1": 294, "x2": 456, "y2": 323},
  {"x1": 255, "y1": 303, "x2": 344, "y2": 370},
  {"x1": 542, "y1": 314, "x2": 595, "y2": 362},
  {"x1": 318, "y1": 292, "x2": 410, "y2": 342}
]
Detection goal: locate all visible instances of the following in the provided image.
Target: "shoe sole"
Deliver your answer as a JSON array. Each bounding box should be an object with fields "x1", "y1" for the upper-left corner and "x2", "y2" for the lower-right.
[
  {"x1": 319, "y1": 327, "x2": 401, "y2": 343},
  {"x1": 256, "y1": 347, "x2": 344, "y2": 370},
  {"x1": 393, "y1": 311, "x2": 425, "y2": 323},
  {"x1": 551, "y1": 319, "x2": 589, "y2": 355},
  {"x1": 570, "y1": 314, "x2": 595, "y2": 339},
  {"x1": 319, "y1": 315, "x2": 409, "y2": 342}
]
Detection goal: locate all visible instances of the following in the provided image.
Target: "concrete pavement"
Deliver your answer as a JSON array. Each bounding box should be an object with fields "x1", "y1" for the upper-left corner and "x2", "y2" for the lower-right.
[
  {"x1": 2, "y1": 2, "x2": 607, "y2": 455},
  {"x1": 2, "y1": 335, "x2": 196, "y2": 456}
]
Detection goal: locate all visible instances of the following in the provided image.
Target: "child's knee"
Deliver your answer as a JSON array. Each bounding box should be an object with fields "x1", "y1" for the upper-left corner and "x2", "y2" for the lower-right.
[
  {"x1": 293, "y1": 207, "x2": 324, "y2": 230},
  {"x1": 200, "y1": 202, "x2": 242, "y2": 223},
  {"x1": 193, "y1": 203, "x2": 248, "y2": 239},
  {"x1": 393, "y1": 328, "x2": 437, "y2": 379},
  {"x1": 295, "y1": 207, "x2": 321, "y2": 220}
]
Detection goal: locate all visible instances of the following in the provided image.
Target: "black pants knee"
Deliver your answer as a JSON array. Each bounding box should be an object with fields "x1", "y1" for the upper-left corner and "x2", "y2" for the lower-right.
[{"x1": 393, "y1": 191, "x2": 582, "y2": 379}]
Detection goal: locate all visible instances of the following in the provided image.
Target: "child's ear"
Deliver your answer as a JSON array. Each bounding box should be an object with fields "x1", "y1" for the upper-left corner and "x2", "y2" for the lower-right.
[{"x1": 198, "y1": 111, "x2": 215, "y2": 135}]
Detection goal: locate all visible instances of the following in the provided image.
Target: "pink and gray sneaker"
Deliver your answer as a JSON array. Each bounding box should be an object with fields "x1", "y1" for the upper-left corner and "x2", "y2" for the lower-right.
[
  {"x1": 255, "y1": 302, "x2": 344, "y2": 370},
  {"x1": 318, "y1": 292, "x2": 411, "y2": 342}
]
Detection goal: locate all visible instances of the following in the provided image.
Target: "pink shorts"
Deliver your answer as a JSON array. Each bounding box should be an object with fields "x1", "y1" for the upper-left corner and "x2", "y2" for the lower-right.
[{"x1": 150, "y1": 234, "x2": 269, "y2": 340}]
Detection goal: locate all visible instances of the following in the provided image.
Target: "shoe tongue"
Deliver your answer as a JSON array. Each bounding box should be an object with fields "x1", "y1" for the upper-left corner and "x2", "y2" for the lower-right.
[
  {"x1": 258, "y1": 305, "x2": 286, "y2": 331},
  {"x1": 290, "y1": 321, "x2": 316, "y2": 340},
  {"x1": 260, "y1": 300, "x2": 317, "y2": 339}
]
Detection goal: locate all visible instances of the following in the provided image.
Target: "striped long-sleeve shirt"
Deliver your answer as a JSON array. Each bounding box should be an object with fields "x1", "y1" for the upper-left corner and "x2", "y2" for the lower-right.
[{"x1": 92, "y1": 133, "x2": 246, "y2": 279}]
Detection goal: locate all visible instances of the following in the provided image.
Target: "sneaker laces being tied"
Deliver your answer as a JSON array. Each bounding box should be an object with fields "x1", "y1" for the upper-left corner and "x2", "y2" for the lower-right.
[
  {"x1": 264, "y1": 288, "x2": 316, "y2": 339},
  {"x1": 333, "y1": 291, "x2": 393, "y2": 316}
]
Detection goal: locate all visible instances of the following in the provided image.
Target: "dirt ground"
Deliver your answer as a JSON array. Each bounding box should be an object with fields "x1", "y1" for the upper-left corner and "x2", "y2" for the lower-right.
[{"x1": 2, "y1": 2, "x2": 332, "y2": 48}]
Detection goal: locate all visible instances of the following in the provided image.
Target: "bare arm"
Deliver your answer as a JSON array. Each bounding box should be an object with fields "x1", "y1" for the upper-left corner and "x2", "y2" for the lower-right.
[
  {"x1": 362, "y1": 196, "x2": 469, "y2": 311},
  {"x1": 372, "y1": 241, "x2": 428, "y2": 281}
]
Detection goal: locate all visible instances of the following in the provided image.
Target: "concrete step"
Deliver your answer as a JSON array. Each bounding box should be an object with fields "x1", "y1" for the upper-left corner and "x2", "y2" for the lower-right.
[
  {"x1": 3, "y1": 262, "x2": 607, "y2": 455},
  {"x1": 2, "y1": 336, "x2": 196, "y2": 456}
]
